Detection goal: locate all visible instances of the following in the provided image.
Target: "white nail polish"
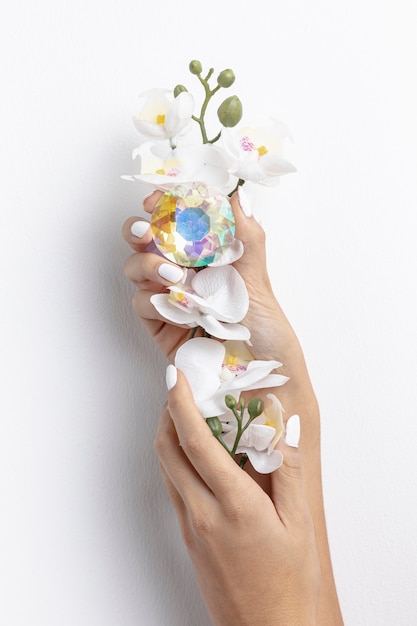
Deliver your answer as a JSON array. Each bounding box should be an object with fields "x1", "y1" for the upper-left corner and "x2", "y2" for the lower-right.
[
  {"x1": 130, "y1": 221, "x2": 150, "y2": 238},
  {"x1": 285, "y1": 415, "x2": 300, "y2": 448},
  {"x1": 158, "y1": 263, "x2": 185, "y2": 283},
  {"x1": 237, "y1": 186, "x2": 253, "y2": 217},
  {"x1": 166, "y1": 364, "x2": 177, "y2": 391}
]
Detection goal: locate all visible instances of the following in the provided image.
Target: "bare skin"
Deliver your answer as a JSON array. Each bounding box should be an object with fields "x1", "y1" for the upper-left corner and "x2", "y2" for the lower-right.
[
  {"x1": 122, "y1": 190, "x2": 344, "y2": 624},
  {"x1": 156, "y1": 369, "x2": 320, "y2": 625}
]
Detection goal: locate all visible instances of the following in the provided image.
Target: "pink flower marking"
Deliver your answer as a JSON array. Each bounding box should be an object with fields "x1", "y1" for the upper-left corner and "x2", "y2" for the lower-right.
[
  {"x1": 167, "y1": 167, "x2": 180, "y2": 177},
  {"x1": 240, "y1": 136, "x2": 255, "y2": 152}
]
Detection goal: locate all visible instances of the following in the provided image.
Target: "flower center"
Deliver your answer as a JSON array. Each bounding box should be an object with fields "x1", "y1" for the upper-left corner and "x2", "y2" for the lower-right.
[
  {"x1": 169, "y1": 289, "x2": 194, "y2": 309},
  {"x1": 257, "y1": 145, "x2": 268, "y2": 157},
  {"x1": 156, "y1": 114, "x2": 166, "y2": 125},
  {"x1": 221, "y1": 355, "x2": 247, "y2": 377}
]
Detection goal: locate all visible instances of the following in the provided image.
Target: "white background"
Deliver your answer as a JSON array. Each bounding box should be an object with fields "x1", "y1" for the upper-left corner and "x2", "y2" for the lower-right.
[{"x1": 2, "y1": 1, "x2": 417, "y2": 624}]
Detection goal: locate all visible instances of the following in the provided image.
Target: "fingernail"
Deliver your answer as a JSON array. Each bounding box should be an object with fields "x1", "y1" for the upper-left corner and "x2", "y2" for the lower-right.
[
  {"x1": 166, "y1": 364, "x2": 177, "y2": 391},
  {"x1": 158, "y1": 263, "x2": 185, "y2": 283},
  {"x1": 130, "y1": 221, "x2": 150, "y2": 238},
  {"x1": 285, "y1": 415, "x2": 300, "y2": 448},
  {"x1": 237, "y1": 186, "x2": 252, "y2": 217}
]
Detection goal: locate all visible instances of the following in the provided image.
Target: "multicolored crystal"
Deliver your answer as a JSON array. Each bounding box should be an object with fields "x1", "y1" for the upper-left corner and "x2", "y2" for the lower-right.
[{"x1": 150, "y1": 183, "x2": 236, "y2": 267}]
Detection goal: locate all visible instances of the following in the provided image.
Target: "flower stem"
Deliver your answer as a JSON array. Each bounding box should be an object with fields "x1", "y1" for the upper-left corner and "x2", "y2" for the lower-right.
[
  {"x1": 228, "y1": 178, "x2": 245, "y2": 197},
  {"x1": 239, "y1": 453, "x2": 249, "y2": 469},
  {"x1": 191, "y1": 70, "x2": 222, "y2": 144}
]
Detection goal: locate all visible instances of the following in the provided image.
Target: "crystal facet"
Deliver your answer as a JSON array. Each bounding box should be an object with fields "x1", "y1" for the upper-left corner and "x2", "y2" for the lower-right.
[{"x1": 150, "y1": 183, "x2": 236, "y2": 267}]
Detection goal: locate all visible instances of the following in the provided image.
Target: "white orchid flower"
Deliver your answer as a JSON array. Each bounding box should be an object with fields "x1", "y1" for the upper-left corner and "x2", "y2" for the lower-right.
[
  {"x1": 151, "y1": 266, "x2": 250, "y2": 341},
  {"x1": 175, "y1": 338, "x2": 289, "y2": 417},
  {"x1": 132, "y1": 88, "x2": 194, "y2": 144},
  {"x1": 221, "y1": 119, "x2": 297, "y2": 186},
  {"x1": 123, "y1": 141, "x2": 234, "y2": 193},
  {"x1": 222, "y1": 394, "x2": 285, "y2": 474}
]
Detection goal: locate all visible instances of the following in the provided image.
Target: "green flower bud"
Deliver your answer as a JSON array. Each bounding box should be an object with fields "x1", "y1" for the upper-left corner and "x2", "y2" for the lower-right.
[
  {"x1": 217, "y1": 69, "x2": 235, "y2": 88},
  {"x1": 217, "y1": 95, "x2": 243, "y2": 127},
  {"x1": 247, "y1": 397, "x2": 264, "y2": 420},
  {"x1": 174, "y1": 84, "x2": 188, "y2": 97},
  {"x1": 206, "y1": 416, "x2": 223, "y2": 438},
  {"x1": 224, "y1": 394, "x2": 237, "y2": 410},
  {"x1": 189, "y1": 60, "x2": 202, "y2": 75}
]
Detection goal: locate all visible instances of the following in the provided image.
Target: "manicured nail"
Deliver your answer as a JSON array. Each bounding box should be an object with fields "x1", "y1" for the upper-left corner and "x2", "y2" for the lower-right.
[
  {"x1": 130, "y1": 221, "x2": 150, "y2": 238},
  {"x1": 166, "y1": 364, "x2": 177, "y2": 391},
  {"x1": 237, "y1": 186, "x2": 252, "y2": 217},
  {"x1": 285, "y1": 415, "x2": 300, "y2": 448},
  {"x1": 158, "y1": 263, "x2": 185, "y2": 283}
]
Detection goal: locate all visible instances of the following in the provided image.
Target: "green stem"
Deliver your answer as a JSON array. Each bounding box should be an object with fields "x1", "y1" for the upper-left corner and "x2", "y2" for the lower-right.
[
  {"x1": 228, "y1": 178, "x2": 245, "y2": 197},
  {"x1": 239, "y1": 453, "x2": 249, "y2": 469},
  {"x1": 192, "y1": 72, "x2": 221, "y2": 144}
]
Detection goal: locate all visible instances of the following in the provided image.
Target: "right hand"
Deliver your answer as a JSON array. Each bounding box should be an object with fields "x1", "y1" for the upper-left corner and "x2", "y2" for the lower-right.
[{"x1": 155, "y1": 367, "x2": 321, "y2": 626}]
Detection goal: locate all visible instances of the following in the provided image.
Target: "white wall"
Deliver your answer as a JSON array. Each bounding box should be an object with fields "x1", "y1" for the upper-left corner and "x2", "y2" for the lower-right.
[{"x1": 2, "y1": 1, "x2": 416, "y2": 624}]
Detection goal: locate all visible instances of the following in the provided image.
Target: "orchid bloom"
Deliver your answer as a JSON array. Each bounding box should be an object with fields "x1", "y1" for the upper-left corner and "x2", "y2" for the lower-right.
[
  {"x1": 175, "y1": 337, "x2": 289, "y2": 417},
  {"x1": 222, "y1": 393, "x2": 285, "y2": 474},
  {"x1": 123, "y1": 141, "x2": 234, "y2": 193},
  {"x1": 221, "y1": 119, "x2": 296, "y2": 186},
  {"x1": 151, "y1": 266, "x2": 250, "y2": 341},
  {"x1": 132, "y1": 89, "x2": 194, "y2": 145}
]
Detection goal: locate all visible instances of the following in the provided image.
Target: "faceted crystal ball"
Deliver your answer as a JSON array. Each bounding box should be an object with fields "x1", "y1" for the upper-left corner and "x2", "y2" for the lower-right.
[{"x1": 150, "y1": 183, "x2": 236, "y2": 267}]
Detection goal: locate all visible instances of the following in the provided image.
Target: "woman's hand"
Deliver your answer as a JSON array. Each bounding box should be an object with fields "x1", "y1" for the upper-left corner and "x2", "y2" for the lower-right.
[
  {"x1": 155, "y1": 366, "x2": 321, "y2": 626},
  {"x1": 122, "y1": 189, "x2": 302, "y2": 374},
  {"x1": 123, "y1": 189, "x2": 344, "y2": 624}
]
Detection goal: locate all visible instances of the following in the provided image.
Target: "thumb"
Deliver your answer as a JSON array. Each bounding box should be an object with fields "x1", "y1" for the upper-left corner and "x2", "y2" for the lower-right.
[{"x1": 270, "y1": 415, "x2": 309, "y2": 522}]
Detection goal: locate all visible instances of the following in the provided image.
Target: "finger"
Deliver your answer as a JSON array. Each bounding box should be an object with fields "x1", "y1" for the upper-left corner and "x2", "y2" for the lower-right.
[
  {"x1": 166, "y1": 366, "x2": 250, "y2": 500},
  {"x1": 124, "y1": 251, "x2": 186, "y2": 288},
  {"x1": 158, "y1": 461, "x2": 188, "y2": 521},
  {"x1": 270, "y1": 415, "x2": 312, "y2": 526},
  {"x1": 154, "y1": 406, "x2": 216, "y2": 513},
  {"x1": 230, "y1": 188, "x2": 267, "y2": 260},
  {"x1": 122, "y1": 217, "x2": 153, "y2": 251},
  {"x1": 121, "y1": 190, "x2": 162, "y2": 251},
  {"x1": 143, "y1": 190, "x2": 163, "y2": 214}
]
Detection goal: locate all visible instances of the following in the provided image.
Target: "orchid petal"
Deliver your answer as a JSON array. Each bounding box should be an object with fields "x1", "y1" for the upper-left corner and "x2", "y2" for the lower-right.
[
  {"x1": 246, "y1": 449, "x2": 284, "y2": 474},
  {"x1": 164, "y1": 92, "x2": 195, "y2": 137},
  {"x1": 223, "y1": 340, "x2": 255, "y2": 364},
  {"x1": 150, "y1": 294, "x2": 198, "y2": 326},
  {"x1": 191, "y1": 266, "x2": 249, "y2": 322},
  {"x1": 199, "y1": 315, "x2": 250, "y2": 340},
  {"x1": 223, "y1": 424, "x2": 275, "y2": 452},
  {"x1": 175, "y1": 338, "x2": 224, "y2": 413},
  {"x1": 264, "y1": 393, "x2": 285, "y2": 453}
]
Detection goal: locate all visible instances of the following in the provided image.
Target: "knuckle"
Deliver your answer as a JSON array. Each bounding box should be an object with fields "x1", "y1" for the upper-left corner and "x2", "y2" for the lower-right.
[
  {"x1": 180, "y1": 432, "x2": 205, "y2": 459},
  {"x1": 131, "y1": 289, "x2": 142, "y2": 310},
  {"x1": 153, "y1": 424, "x2": 171, "y2": 458},
  {"x1": 223, "y1": 495, "x2": 246, "y2": 522},
  {"x1": 189, "y1": 510, "x2": 214, "y2": 539}
]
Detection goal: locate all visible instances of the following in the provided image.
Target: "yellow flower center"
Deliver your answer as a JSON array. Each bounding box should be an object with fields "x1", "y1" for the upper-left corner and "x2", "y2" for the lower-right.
[
  {"x1": 169, "y1": 290, "x2": 192, "y2": 308},
  {"x1": 225, "y1": 355, "x2": 239, "y2": 367},
  {"x1": 257, "y1": 145, "x2": 268, "y2": 157},
  {"x1": 156, "y1": 114, "x2": 166, "y2": 125},
  {"x1": 156, "y1": 168, "x2": 166, "y2": 175}
]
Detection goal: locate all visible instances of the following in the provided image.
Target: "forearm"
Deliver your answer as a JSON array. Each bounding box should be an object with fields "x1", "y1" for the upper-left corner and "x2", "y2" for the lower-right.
[{"x1": 252, "y1": 303, "x2": 343, "y2": 624}]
